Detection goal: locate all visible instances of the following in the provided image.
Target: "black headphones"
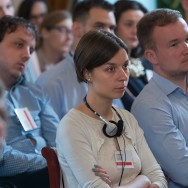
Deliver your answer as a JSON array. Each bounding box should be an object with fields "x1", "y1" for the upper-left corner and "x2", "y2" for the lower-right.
[{"x1": 84, "y1": 96, "x2": 124, "y2": 138}]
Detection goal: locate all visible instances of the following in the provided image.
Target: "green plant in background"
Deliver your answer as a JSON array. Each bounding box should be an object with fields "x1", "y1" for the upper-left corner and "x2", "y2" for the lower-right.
[{"x1": 157, "y1": 0, "x2": 184, "y2": 16}]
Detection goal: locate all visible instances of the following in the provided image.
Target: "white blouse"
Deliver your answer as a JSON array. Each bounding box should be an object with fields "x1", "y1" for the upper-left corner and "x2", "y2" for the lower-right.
[{"x1": 56, "y1": 108, "x2": 167, "y2": 188}]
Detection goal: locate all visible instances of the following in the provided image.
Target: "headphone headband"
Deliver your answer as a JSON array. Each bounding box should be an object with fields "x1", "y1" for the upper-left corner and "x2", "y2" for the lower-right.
[{"x1": 84, "y1": 96, "x2": 124, "y2": 137}]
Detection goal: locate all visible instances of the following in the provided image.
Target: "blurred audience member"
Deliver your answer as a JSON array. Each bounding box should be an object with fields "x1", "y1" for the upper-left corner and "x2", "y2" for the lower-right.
[
  {"x1": 115, "y1": 0, "x2": 152, "y2": 98},
  {"x1": 17, "y1": 0, "x2": 49, "y2": 29},
  {"x1": 37, "y1": 10, "x2": 73, "y2": 72},
  {"x1": 182, "y1": 0, "x2": 188, "y2": 23},
  {"x1": 0, "y1": 0, "x2": 14, "y2": 17}
]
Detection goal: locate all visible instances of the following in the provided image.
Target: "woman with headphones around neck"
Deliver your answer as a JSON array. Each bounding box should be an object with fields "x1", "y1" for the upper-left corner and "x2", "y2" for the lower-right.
[{"x1": 56, "y1": 30, "x2": 167, "y2": 188}]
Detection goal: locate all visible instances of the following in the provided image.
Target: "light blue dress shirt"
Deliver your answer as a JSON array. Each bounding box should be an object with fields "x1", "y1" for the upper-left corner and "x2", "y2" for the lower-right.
[
  {"x1": 0, "y1": 142, "x2": 46, "y2": 176},
  {"x1": 0, "y1": 76, "x2": 59, "y2": 176},
  {"x1": 24, "y1": 58, "x2": 38, "y2": 83},
  {"x1": 131, "y1": 72, "x2": 188, "y2": 188},
  {"x1": 4, "y1": 76, "x2": 59, "y2": 152},
  {"x1": 36, "y1": 54, "x2": 88, "y2": 119},
  {"x1": 36, "y1": 53, "x2": 124, "y2": 120}
]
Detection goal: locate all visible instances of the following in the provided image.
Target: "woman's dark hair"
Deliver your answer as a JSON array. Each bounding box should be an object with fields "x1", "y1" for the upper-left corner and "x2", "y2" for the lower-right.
[
  {"x1": 17, "y1": 0, "x2": 49, "y2": 20},
  {"x1": 114, "y1": 0, "x2": 148, "y2": 58},
  {"x1": 74, "y1": 30, "x2": 128, "y2": 83},
  {"x1": 114, "y1": 0, "x2": 147, "y2": 23}
]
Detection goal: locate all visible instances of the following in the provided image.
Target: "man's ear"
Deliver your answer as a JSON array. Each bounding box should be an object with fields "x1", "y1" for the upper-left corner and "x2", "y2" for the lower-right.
[
  {"x1": 72, "y1": 21, "x2": 84, "y2": 38},
  {"x1": 144, "y1": 49, "x2": 158, "y2": 65}
]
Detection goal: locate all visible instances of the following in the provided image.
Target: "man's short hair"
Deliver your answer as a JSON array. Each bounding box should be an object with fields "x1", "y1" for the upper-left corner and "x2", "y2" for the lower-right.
[
  {"x1": 137, "y1": 8, "x2": 182, "y2": 50},
  {"x1": 72, "y1": 0, "x2": 114, "y2": 23},
  {"x1": 0, "y1": 16, "x2": 38, "y2": 43}
]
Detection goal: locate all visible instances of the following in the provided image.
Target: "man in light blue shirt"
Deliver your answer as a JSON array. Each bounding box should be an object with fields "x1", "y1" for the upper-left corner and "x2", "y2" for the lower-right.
[
  {"x1": 0, "y1": 79, "x2": 47, "y2": 187},
  {"x1": 131, "y1": 9, "x2": 188, "y2": 188},
  {"x1": 36, "y1": 0, "x2": 129, "y2": 120},
  {"x1": 37, "y1": 53, "x2": 87, "y2": 119},
  {"x1": 0, "y1": 16, "x2": 59, "y2": 187}
]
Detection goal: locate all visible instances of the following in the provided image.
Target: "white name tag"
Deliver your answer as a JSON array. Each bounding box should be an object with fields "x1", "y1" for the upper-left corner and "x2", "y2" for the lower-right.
[
  {"x1": 115, "y1": 150, "x2": 134, "y2": 169},
  {"x1": 14, "y1": 107, "x2": 37, "y2": 131}
]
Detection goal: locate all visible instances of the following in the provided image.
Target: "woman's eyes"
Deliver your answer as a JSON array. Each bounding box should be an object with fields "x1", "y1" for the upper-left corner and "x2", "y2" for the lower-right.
[
  {"x1": 124, "y1": 22, "x2": 134, "y2": 27},
  {"x1": 123, "y1": 64, "x2": 128, "y2": 70},
  {"x1": 105, "y1": 65, "x2": 128, "y2": 73},
  {"x1": 106, "y1": 66, "x2": 115, "y2": 72}
]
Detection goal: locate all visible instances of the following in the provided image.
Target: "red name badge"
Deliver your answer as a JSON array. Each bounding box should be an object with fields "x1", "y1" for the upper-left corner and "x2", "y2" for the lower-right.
[{"x1": 115, "y1": 150, "x2": 134, "y2": 169}]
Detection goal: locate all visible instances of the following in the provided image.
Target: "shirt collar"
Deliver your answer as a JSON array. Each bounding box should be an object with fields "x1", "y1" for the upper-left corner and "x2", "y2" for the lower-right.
[
  {"x1": 10, "y1": 75, "x2": 25, "y2": 90},
  {"x1": 152, "y1": 72, "x2": 187, "y2": 95}
]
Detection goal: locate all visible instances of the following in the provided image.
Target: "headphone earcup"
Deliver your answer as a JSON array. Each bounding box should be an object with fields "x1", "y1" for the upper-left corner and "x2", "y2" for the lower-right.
[
  {"x1": 102, "y1": 120, "x2": 124, "y2": 138},
  {"x1": 103, "y1": 123, "x2": 115, "y2": 138},
  {"x1": 116, "y1": 120, "x2": 124, "y2": 137}
]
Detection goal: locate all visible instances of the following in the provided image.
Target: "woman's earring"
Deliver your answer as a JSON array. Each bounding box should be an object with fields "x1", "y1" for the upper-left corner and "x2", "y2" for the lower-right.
[{"x1": 87, "y1": 78, "x2": 92, "y2": 82}]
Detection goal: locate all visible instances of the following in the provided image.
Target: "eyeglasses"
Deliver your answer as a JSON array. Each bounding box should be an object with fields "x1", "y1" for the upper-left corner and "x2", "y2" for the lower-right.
[
  {"x1": 30, "y1": 13, "x2": 46, "y2": 20},
  {"x1": 50, "y1": 26, "x2": 72, "y2": 35}
]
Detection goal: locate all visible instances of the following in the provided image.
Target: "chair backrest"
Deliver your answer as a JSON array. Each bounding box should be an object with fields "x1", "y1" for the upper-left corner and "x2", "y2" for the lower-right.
[{"x1": 41, "y1": 146, "x2": 64, "y2": 188}]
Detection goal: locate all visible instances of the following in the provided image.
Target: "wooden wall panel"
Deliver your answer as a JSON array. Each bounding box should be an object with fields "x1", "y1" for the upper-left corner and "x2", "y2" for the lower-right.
[{"x1": 47, "y1": 0, "x2": 70, "y2": 11}]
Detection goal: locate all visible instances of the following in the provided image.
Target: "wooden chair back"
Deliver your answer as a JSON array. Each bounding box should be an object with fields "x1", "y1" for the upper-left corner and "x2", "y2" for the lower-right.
[{"x1": 41, "y1": 146, "x2": 64, "y2": 188}]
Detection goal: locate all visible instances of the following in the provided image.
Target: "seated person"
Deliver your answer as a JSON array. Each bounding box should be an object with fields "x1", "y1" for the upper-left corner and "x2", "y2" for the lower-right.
[
  {"x1": 17, "y1": 0, "x2": 49, "y2": 29},
  {"x1": 114, "y1": 0, "x2": 152, "y2": 98},
  {"x1": 56, "y1": 30, "x2": 167, "y2": 188},
  {"x1": 131, "y1": 8, "x2": 188, "y2": 187},
  {"x1": 0, "y1": 16, "x2": 59, "y2": 187},
  {"x1": 0, "y1": 79, "x2": 47, "y2": 187},
  {"x1": 36, "y1": 10, "x2": 73, "y2": 73},
  {"x1": 0, "y1": 0, "x2": 14, "y2": 18}
]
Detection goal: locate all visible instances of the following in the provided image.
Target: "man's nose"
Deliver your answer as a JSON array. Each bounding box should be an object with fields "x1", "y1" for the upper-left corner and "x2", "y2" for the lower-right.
[
  {"x1": 182, "y1": 41, "x2": 188, "y2": 55},
  {"x1": 103, "y1": 27, "x2": 114, "y2": 33},
  {"x1": 21, "y1": 48, "x2": 31, "y2": 62}
]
